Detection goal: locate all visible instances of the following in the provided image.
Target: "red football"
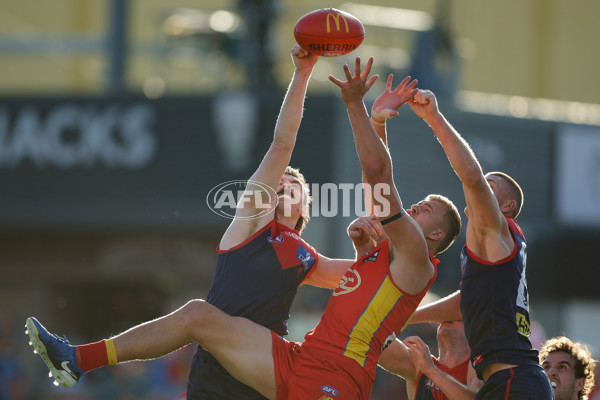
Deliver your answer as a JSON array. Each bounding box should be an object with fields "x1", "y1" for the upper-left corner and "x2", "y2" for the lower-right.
[{"x1": 293, "y1": 8, "x2": 365, "y2": 57}]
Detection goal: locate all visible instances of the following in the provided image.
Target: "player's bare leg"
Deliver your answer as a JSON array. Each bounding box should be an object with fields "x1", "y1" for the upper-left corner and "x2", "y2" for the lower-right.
[
  {"x1": 112, "y1": 299, "x2": 277, "y2": 398},
  {"x1": 28, "y1": 299, "x2": 277, "y2": 398}
]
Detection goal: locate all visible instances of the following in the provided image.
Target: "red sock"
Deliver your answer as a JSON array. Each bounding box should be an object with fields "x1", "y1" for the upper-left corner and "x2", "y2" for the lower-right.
[{"x1": 75, "y1": 340, "x2": 109, "y2": 372}]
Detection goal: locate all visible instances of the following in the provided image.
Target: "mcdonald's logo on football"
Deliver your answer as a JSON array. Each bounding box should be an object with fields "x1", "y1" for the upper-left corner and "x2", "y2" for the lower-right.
[
  {"x1": 326, "y1": 12, "x2": 349, "y2": 33},
  {"x1": 294, "y1": 8, "x2": 364, "y2": 57}
]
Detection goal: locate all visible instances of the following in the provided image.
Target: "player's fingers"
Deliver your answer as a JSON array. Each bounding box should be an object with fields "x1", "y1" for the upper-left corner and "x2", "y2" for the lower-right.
[
  {"x1": 365, "y1": 216, "x2": 386, "y2": 239},
  {"x1": 348, "y1": 229, "x2": 361, "y2": 238},
  {"x1": 418, "y1": 89, "x2": 433, "y2": 103},
  {"x1": 397, "y1": 79, "x2": 418, "y2": 97},
  {"x1": 361, "y1": 221, "x2": 378, "y2": 239},
  {"x1": 403, "y1": 336, "x2": 418, "y2": 346},
  {"x1": 394, "y1": 76, "x2": 411, "y2": 92},
  {"x1": 349, "y1": 218, "x2": 369, "y2": 232},
  {"x1": 385, "y1": 74, "x2": 394, "y2": 91},
  {"x1": 348, "y1": 222, "x2": 367, "y2": 238},
  {"x1": 366, "y1": 216, "x2": 385, "y2": 238},
  {"x1": 292, "y1": 44, "x2": 306, "y2": 56},
  {"x1": 361, "y1": 57, "x2": 374, "y2": 79},
  {"x1": 343, "y1": 63, "x2": 353, "y2": 80},
  {"x1": 328, "y1": 75, "x2": 344, "y2": 87},
  {"x1": 413, "y1": 90, "x2": 430, "y2": 105},
  {"x1": 406, "y1": 79, "x2": 418, "y2": 91},
  {"x1": 402, "y1": 88, "x2": 419, "y2": 102},
  {"x1": 365, "y1": 75, "x2": 379, "y2": 91},
  {"x1": 353, "y1": 57, "x2": 362, "y2": 78},
  {"x1": 359, "y1": 219, "x2": 376, "y2": 237},
  {"x1": 404, "y1": 336, "x2": 426, "y2": 349}
]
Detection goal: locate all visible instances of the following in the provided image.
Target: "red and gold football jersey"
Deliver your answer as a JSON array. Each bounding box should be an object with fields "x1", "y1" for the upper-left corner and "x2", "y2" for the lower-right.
[{"x1": 303, "y1": 240, "x2": 438, "y2": 380}]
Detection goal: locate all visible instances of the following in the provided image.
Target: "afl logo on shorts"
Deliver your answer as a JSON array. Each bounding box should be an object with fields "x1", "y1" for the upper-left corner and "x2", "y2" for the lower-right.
[
  {"x1": 321, "y1": 385, "x2": 338, "y2": 396},
  {"x1": 332, "y1": 268, "x2": 361, "y2": 296}
]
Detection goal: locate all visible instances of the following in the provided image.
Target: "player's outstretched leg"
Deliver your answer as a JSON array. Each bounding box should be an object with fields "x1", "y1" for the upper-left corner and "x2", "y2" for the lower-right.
[{"x1": 25, "y1": 317, "x2": 84, "y2": 388}]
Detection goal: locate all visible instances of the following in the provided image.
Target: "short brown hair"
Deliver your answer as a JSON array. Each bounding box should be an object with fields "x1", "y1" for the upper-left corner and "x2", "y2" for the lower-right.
[
  {"x1": 486, "y1": 171, "x2": 524, "y2": 218},
  {"x1": 284, "y1": 166, "x2": 311, "y2": 232},
  {"x1": 539, "y1": 336, "x2": 596, "y2": 400},
  {"x1": 426, "y1": 194, "x2": 461, "y2": 255}
]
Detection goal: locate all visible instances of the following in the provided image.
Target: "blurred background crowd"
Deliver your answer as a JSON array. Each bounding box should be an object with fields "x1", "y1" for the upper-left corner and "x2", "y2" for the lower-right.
[{"x1": 0, "y1": 0, "x2": 599, "y2": 398}]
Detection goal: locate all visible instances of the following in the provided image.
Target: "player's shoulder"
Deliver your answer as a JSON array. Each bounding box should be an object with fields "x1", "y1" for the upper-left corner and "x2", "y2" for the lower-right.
[{"x1": 219, "y1": 217, "x2": 275, "y2": 251}]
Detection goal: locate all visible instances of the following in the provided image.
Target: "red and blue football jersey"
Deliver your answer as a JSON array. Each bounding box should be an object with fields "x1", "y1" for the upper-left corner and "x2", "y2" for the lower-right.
[
  {"x1": 414, "y1": 358, "x2": 469, "y2": 400},
  {"x1": 459, "y1": 217, "x2": 539, "y2": 379},
  {"x1": 187, "y1": 218, "x2": 318, "y2": 400}
]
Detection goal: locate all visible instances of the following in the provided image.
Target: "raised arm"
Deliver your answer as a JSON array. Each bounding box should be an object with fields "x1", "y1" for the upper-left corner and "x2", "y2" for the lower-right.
[
  {"x1": 408, "y1": 90, "x2": 512, "y2": 260},
  {"x1": 220, "y1": 45, "x2": 318, "y2": 249},
  {"x1": 370, "y1": 73, "x2": 418, "y2": 142},
  {"x1": 362, "y1": 74, "x2": 416, "y2": 214},
  {"x1": 249, "y1": 45, "x2": 317, "y2": 186},
  {"x1": 329, "y1": 58, "x2": 433, "y2": 295}
]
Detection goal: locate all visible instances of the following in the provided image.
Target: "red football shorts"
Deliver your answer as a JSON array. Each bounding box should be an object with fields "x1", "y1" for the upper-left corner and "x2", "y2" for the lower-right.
[{"x1": 270, "y1": 331, "x2": 373, "y2": 400}]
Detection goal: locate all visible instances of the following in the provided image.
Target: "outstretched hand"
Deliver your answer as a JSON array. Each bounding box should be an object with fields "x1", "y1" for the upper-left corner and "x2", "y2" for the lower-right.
[
  {"x1": 291, "y1": 44, "x2": 318, "y2": 72},
  {"x1": 403, "y1": 336, "x2": 436, "y2": 375},
  {"x1": 408, "y1": 89, "x2": 440, "y2": 122},
  {"x1": 329, "y1": 57, "x2": 379, "y2": 105},
  {"x1": 371, "y1": 75, "x2": 418, "y2": 123}
]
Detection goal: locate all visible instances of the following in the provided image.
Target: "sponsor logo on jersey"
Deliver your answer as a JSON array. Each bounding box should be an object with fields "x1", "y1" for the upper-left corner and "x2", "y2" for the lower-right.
[
  {"x1": 268, "y1": 231, "x2": 301, "y2": 244},
  {"x1": 473, "y1": 354, "x2": 483, "y2": 366},
  {"x1": 296, "y1": 245, "x2": 315, "y2": 270},
  {"x1": 267, "y1": 233, "x2": 284, "y2": 243},
  {"x1": 425, "y1": 377, "x2": 440, "y2": 391},
  {"x1": 333, "y1": 268, "x2": 361, "y2": 296},
  {"x1": 364, "y1": 250, "x2": 380, "y2": 262},
  {"x1": 516, "y1": 244, "x2": 529, "y2": 310},
  {"x1": 460, "y1": 250, "x2": 468, "y2": 273},
  {"x1": 288, "y1": 231, "x2": 300, "y2": 241},
  {"x1": 321, "y1": 385, "x2": 339, "y2": 396},
  {"x1": 516, "y1": 312, "x2": 531, "y2": 336}
]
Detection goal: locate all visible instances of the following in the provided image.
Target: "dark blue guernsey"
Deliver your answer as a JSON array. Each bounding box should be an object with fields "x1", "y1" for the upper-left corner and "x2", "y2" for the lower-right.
[
  {"x1": 459, "y1": 217, "x2": 539, "y2": 380},
  {"x1": 186, "y1": 218, "x2": 318, "y2": 399}
]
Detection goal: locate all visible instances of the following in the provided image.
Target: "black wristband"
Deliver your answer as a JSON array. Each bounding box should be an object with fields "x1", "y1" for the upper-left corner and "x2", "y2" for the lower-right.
[{"x1": 381, "y1": 210, "x2": 405, "y2": 225}]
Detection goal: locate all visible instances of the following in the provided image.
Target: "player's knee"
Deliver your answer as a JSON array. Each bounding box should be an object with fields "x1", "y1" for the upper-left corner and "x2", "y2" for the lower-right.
[
  {"x1": 178, "y1": 299, "x2": 229, "y2": 346},
  {"x1": 180, "y1": 299, "x2": 219, "y2": 332}
]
